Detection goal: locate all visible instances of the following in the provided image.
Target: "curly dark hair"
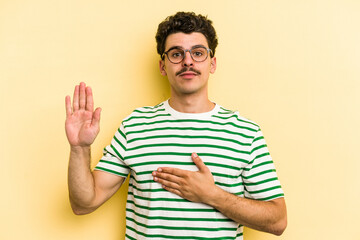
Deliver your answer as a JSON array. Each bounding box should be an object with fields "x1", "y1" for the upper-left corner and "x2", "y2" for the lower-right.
[{"x1": 155, "y1": 12, "x2": 218, "y2": 59}]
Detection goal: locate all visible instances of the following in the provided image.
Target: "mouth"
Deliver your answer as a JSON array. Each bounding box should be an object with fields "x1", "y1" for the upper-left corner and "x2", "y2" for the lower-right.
[
  {"x1": 179, "y1": 71, "x2": 198, "y2": 78},
  {"x1": 176, "y1": 68, "x2": 201, "y2": 78}
]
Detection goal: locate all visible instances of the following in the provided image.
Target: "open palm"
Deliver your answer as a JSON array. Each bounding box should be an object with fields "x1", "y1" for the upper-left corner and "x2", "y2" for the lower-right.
[{"x1": 65, "y1": 82, "x2": 101, "y2": 147}]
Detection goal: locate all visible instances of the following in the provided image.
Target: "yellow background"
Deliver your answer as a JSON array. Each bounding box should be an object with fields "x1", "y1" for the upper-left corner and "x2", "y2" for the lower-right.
[{"x1": 1, "y1": 0, "x2": 359, "y2": 239}]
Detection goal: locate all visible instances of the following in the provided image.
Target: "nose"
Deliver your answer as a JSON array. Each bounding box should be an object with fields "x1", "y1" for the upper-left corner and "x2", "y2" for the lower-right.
[{"x1": 182, "y1": 51, "x2": 194, "y2": 67}]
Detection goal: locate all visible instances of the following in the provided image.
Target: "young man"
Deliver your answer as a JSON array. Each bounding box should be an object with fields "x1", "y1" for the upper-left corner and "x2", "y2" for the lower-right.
[{"x1": 66, "y1": 12, "x2": 287, "y2": 239}]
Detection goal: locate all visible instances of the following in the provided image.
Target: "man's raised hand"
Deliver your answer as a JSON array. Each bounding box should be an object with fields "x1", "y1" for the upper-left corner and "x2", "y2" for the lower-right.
[{"x1": 65, "y1": 82, "x2": 101, "y2": 147}]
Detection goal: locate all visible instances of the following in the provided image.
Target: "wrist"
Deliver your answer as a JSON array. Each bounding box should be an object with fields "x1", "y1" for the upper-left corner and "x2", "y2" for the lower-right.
[
  {"x1": 203, "y1": 185, "x2": 225, "y2": 208},
  {"x1": 70, "y1": 145, "x2": 91, "y2": 154}
]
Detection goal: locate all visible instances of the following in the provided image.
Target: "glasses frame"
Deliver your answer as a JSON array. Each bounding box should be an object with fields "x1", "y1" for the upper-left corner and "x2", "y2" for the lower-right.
[{"x1": 162, "y1": 45, "x2": 213, "y2": 64}]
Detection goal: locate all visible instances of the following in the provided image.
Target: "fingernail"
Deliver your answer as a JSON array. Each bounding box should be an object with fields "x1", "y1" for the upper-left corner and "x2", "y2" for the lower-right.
[
  {"x1": 158, "y1": 168, "x2": 162, "y2": 172},
  {"x1": 192, "y1": 152, "x2": 198, "y2": 158}
]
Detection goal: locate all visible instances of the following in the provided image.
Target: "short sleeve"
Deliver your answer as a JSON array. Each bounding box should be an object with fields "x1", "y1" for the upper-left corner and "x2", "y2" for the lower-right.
[
  {"x1": 94, "y1": 124, "x2": 130, "y2": 178},
  {"x1": 241, "y1": 129, "x2": 284, "y2": 201}
]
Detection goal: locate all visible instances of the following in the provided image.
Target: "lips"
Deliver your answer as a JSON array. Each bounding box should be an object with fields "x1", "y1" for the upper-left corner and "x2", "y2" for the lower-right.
[
  {"x1": 176, "y1": 67, "x2": 201, "y2": 77},
  {"x1": 179, "y1": 71, "x2": 198, "y2": 77}
]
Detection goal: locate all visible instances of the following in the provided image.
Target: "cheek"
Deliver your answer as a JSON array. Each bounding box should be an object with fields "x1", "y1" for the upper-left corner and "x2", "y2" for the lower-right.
[{"x1": 166, "y1": 65, "x2": 180, "y2": 75}]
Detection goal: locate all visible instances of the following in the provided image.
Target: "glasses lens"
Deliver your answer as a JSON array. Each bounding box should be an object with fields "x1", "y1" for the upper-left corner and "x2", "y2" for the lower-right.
[
  {"x1": 168, "y1": 48, "x2": 184, "y2": 63},
  {"x1": 191, "y1": 47, "x2": 208, "y2": 62},
  {"x1": 165, "y1": 47, "x2": 210, "y2": 63}
]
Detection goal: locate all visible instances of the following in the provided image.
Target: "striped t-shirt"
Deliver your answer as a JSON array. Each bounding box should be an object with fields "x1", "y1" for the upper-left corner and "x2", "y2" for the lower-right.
[{"x1": 95, "y1": 100, "x2": 284, "y2": 240}]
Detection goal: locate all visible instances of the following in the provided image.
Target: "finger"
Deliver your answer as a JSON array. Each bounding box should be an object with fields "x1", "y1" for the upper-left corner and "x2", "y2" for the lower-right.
[
  {"x1": 79, "y1": 82, "x2": 86, "y2": 109},
  {"x1": 65, "y1": 95, "x2": 72, "y2": 116},
  {"x1": 72, "y1": 85, "x2": 79, "y2": 111},
  {"x1": 92, "y1": 107, "x2": 102, "y2": 128},
  {"x1": 153, "y1": 174, "x2": 181, "y2": 189},
  {"x1": 153, "y1": 170, "x2": 183, "y2": 183},
  {"x1": 191, "y1": 152, "x2": 208, "y2": 172},
  {"x1": 157, "y1": 167, "x2": 188, "y2": 177},
  {"x1": 85, "y1": 86, "x2": 94, "y2": 112},
  {"x1": 162, "y1": 185, "x2": 183, "y2": 197}
]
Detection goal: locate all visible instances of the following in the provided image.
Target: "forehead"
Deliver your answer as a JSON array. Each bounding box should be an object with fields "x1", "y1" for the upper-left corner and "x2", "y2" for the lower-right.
[{"x1": 165, "y1": 32, "x2": 209, "y2": 50}]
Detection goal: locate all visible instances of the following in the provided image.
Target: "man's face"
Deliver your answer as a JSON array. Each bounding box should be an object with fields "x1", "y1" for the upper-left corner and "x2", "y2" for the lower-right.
[{"x1": 159, "y1": 32, "x2": 216, "y2": 97}]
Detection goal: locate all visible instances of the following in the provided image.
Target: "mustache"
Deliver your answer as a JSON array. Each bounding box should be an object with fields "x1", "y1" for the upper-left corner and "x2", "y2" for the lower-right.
[{"x1": 175, "y1": 67, "x2": 201, "y2": 76}]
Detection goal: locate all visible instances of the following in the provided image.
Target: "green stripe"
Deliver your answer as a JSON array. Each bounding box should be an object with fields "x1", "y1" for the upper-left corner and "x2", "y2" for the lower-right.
[
  {"x1": 257, "y1": 193, "x2": 284, "y2": 201},
  {"x1": 253, "y1": 152, "x2": 270, "y2": 161},
  {"x1": 133, "y1": 108, "x2": 166, "y2": 114},
  {"x1": 244, "y1": 177, "x2": 279, "y2": 186},
  {"x1": 125, "y1": 119, "x2": 257, "y2": 132},
  {"x1": 126, "y1": 216, "x2": 237, "y2": 232},
  {"x1": 139, "y1": 103, "x2": 164, "y2": 110},
  {"x1": 103, "y1": 147, "x2": 118, "y2": 159},
  {"x1": 212, "y1": 172, "x2": 238, "y2": 179},
  {"x1": 126, "y1": 207, "x2": 233, "y2": 222},
  {"x1": 129, "y1": 182, "x2": 166, "y2": 193},
  {"x1": 125, "y1": 152, "x2": 247, "y2": 166},
  {"x1": 212, "y1": 115, "x2": 259, "y2": 129},
  {"x1": 123, "y1": 113, "x2": 171, "y2": 123},
  {"x1": 220, "y1": 106, "x2": 234, "y2": 113},
  {"x1": 113, "y1": 135, "x2": 126, "y2": 151},
  {"x1": 128, "y1": 134, "x2": 251, "y2": 146},
  {"x1": 127, "y1": 142, "x2": 249, "y2": 155},
  {"x1": 128, "y1": 158, "x2": 241, "y2": 170},
  {"x1": 129, "y1": 174, "x2": 159, "y2": 185},
  {"x1": 216, "y1": 181, "x2": 243, "y2": 188},
  {"x1": 127, "y1": 200, "x2": 217, "y2": 212},
  {"x1": 218, "y1": 111, "x2": 233, "y2": 114},
  {"x1": 246, "y1": 152, "x2": 270, "y2": 166},
  {"x1": 94, "y1": 166, "x2": 129, "y2": 177},
  {"x1": 133, "y1": 170, "x2": 153, "y2": 176},
  {"x1": 125, "y1": 234, "x2": 136, "y2": 240},
  {"x1": 98, "y1": 159, "x2": 128, "y2": 169},
  {"x1": 242, "y1": 169, "x2": 276, "y2": 179},
  {"x1": 128, "y1": 175, "x2": 242, "y2": 189},
  {"x1": 233, "y1": 191, "x2": 244, "y2": 196},
  {"x1": 132, "y1": 170, "x2": 239, "y2": 179},
  {"x1": 244, "y1": 160, "x2": 273, "y2": 171},
  {"x1": 118, "y1": 127, "x2": 127, "y2": 140},
  {"x1": 247, "y1": 185, "x2": 282, "y2": 194},
  {"x1": 253, "y1": 135, "x2": 264, "y2": 143},
  {"x1": 126, "y1": 126, "x2": 253, "y2": 140},
  {"x1": 250, "y1": 144, "x2": 267, "y2": 154},
  {"x1": 127, "y1": 191, "x2": 189, "y2": 202},
  {"x1": 110, "y1": 144, "x2": 124, "y2": 160},
  {"x1": 126, "y1": 225, "x2": 237, "y2": 240}
]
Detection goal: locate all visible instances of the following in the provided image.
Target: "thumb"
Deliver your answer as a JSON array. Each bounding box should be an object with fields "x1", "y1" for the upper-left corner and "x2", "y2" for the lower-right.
[
  {"x1": 92, "y1": 107, "x2": 102, "y2": 128},
  {"x1": 191, "y1": 152, "x2": 208, "y2": 172}
]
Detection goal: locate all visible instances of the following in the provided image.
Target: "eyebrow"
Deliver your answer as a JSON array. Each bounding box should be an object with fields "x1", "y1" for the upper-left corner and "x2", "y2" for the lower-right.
[{"x1": 165, "y1": 44, "x2": 207, "y2": 52}]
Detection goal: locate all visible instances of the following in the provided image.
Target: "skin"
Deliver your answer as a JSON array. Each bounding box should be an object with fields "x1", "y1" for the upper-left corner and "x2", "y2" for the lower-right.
[
  {"x1": 66, "y1": 32, "x2": 287, "y2": 235},
  {"x1": 65, "y1": 83, "x2": 125, "y2": 215},
  {"x1": 159, "y1": 32, "x2": 216, "y2": 113}
]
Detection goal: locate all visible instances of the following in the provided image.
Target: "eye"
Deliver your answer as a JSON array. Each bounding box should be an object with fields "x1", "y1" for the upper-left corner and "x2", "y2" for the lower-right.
[
  {"x1": 192, "y1": 48, "x2": 206, "y2": 57},
  {"x1": 169, "y1": 49, "x2": 183, "y2": 59}
]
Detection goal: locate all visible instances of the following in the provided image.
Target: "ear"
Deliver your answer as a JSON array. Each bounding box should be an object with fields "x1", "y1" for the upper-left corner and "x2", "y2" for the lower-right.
[
  {"x1": 209, "y1": 57, "x2": 217, "y2": 74},
  {"x1": 159, "y1": 60, "x2": 167, "y2": 76}
]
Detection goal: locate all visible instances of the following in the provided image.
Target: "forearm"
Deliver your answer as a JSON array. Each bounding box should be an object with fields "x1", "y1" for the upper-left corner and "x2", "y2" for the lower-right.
[
  {"x1": 205, "y1": 187, "x2": 287, "y2": 235},
  {"x1": 67, "y1": 146, "x2": 97, "y2": 214}
]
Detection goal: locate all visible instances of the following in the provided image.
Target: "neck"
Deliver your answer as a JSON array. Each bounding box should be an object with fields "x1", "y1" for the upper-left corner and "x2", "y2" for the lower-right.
[{"x1": 168, "y1": 93, "x2": 214, "y2": 113}]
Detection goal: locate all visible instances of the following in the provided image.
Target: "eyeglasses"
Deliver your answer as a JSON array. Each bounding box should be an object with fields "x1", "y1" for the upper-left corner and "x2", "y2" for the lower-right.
[{"x1": 162, "y1": 45, "x2": 213, "y2": 64}]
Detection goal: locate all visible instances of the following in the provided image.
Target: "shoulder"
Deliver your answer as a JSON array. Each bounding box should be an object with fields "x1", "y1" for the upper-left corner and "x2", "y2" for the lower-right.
[
  {"x1": 121, "y1": 101, "x2": 169, "y2": 125},
  {"x1": 212, "y1": 104, "x2": 261, "y2": 132}
]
